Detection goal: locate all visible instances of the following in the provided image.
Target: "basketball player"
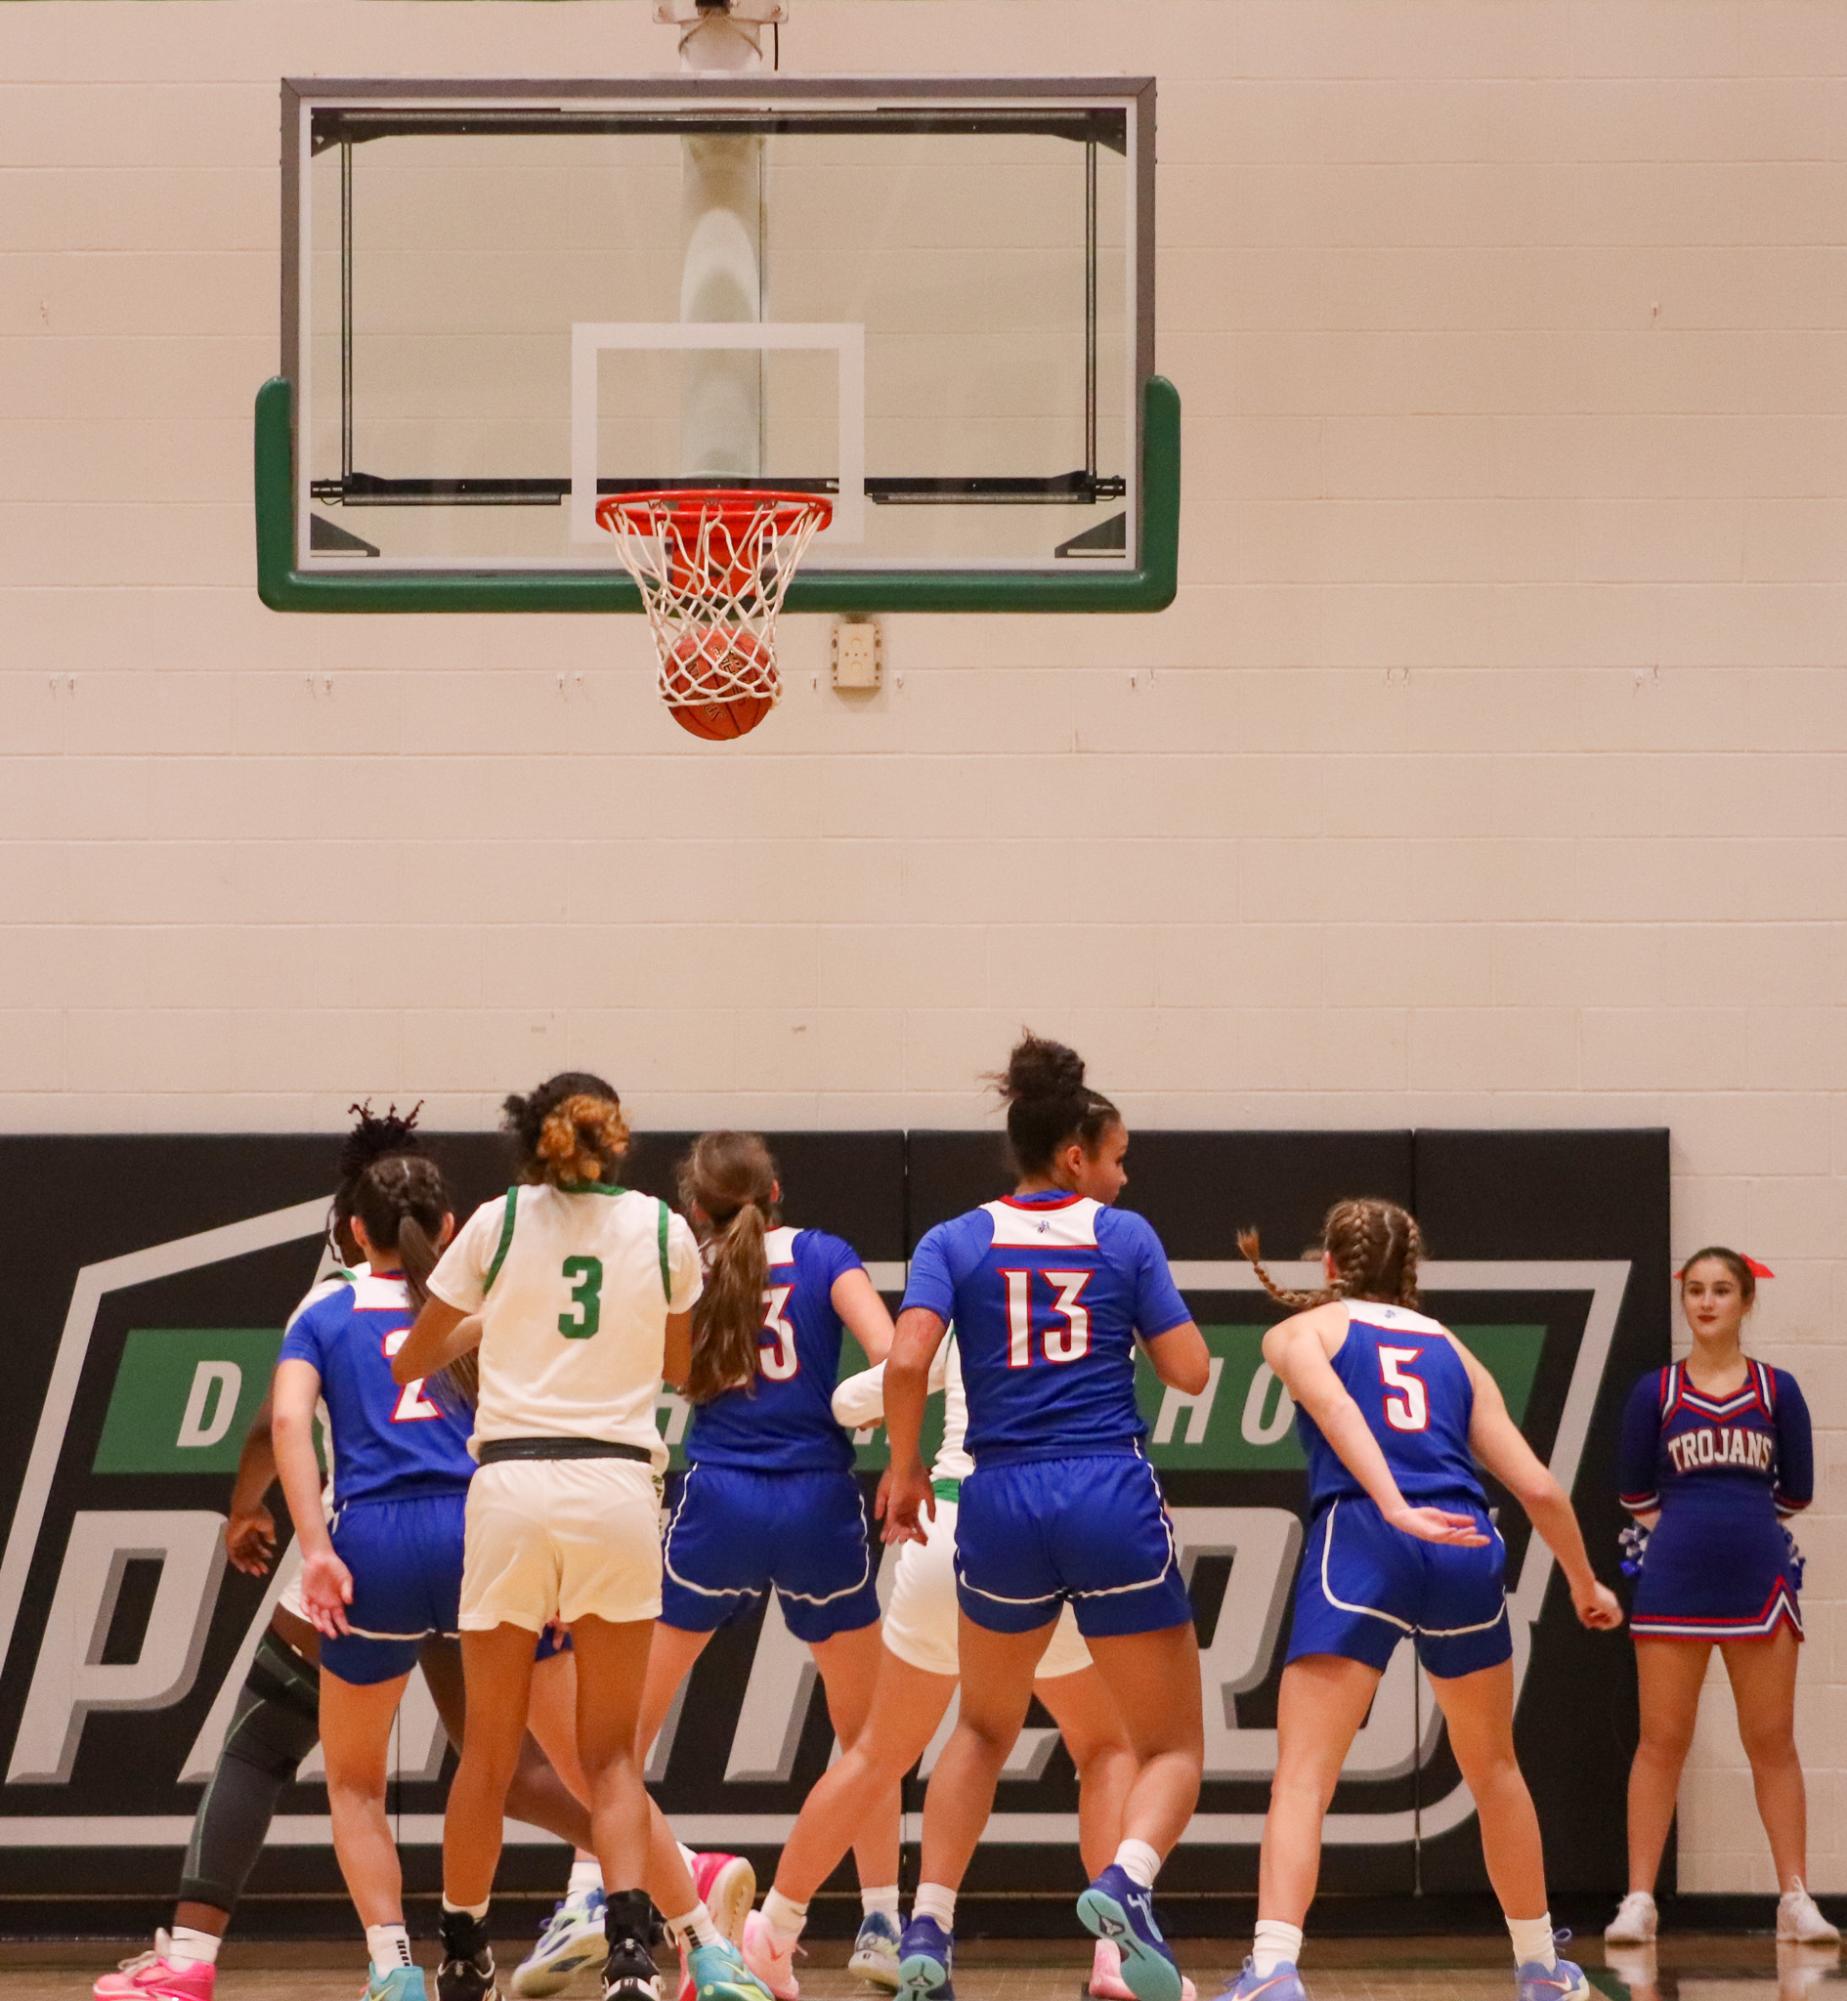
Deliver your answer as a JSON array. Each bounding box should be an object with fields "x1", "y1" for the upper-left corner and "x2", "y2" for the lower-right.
[
  {"x1": 391, "y1": 1073, "x2": 771, "y2": 2001},
  {"x1": 271, "y1": 1153, "x2": 474, "y2": 2001},
  {"x1": 874, "y1": 1035, "x2": 1210, "y2": 2001},
  {"x1": 1222, "y1": 1202, "x2": 1623, "y2": 2001},
  {"x1": 740, "y1": 1339, "x2": 1172, "y2": 2001},
  {"x1": 639, "y1": 1133, "x2": 903, "y2": 1989},
  {"x1": 94, "y1": 1107, "x2": 586, "y2": 2001}
]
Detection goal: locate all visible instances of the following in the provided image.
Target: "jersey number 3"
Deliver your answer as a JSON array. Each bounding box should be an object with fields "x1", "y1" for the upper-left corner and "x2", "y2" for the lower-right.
[
  {"x1": 1003, "y1": 1269, "x2": 1092, "y2": 1367},
  {"x1": 559, "y1": 1255, "x2": 604, "y2": 1339},
  {"x1": 759, "y1": 1284, "x2": 799, "y2": 1380},
  {"x1": 1378, "y1": 1345, "x2": 1429, "y2": 1432}
]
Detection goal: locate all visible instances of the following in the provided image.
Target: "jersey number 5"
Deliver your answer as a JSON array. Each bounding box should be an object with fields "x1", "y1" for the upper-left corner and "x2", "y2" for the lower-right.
[
  {"x1": 1378, "y1": 1345, "x2": 1429, "y2": 1432},
  {"x1": 1003, "y1": 1269, "x2": 1092, "y2": 1367},
  {"x1": 559, "y1": 1255, "x2": 604, "y2": 1339}
]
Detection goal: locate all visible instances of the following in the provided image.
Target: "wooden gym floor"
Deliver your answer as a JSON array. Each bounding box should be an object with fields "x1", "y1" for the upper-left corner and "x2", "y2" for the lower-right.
[{"x1": 2, "y1": 1937, "x2": 1840, "y2": 2001}]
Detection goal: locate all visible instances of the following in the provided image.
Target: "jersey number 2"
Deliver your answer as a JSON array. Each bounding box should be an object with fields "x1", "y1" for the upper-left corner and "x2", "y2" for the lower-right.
[
  {"x1": 1378, "y1": 1345, "x2": 1429, "y2": 1432},
  {"x1": 382, "y1": 1329, "x2": 440, "y2": 1423},
  {"x1": 1003, "y1": 1269, "x2": 1092, "y2": 1367},
  {"x1": 559, "y1": 1255, "x2": 604, "y2": 1339}
]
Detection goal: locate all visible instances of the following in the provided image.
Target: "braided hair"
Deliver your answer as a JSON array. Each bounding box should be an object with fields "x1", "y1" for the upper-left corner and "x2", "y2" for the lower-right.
[
  {"x1": 1240, "y1": 1198, "x2": 1425, "y2": 1312},
  {"x1": 329, "y1": 1100, "x2": 427, "y2": 1265},
  {"x1": 350, "y1": 1151, "x2": 478, "y2": 1412}
]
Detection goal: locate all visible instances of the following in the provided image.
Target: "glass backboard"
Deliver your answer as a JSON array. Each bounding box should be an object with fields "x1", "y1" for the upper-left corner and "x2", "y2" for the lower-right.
[{"x1": 258, "y1": 77, "x2": 1174, "y2": 613}]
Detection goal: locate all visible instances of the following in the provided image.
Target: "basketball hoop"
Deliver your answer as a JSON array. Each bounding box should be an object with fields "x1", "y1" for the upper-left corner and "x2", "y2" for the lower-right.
[{"x1": 596, "y1": 489, "x2": 831, "y2": 739}]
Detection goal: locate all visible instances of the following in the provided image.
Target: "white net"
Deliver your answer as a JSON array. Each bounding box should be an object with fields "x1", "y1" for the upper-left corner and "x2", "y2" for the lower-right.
[{"x1": 596, "y1": 489, "x2": 832, "y2": 711}]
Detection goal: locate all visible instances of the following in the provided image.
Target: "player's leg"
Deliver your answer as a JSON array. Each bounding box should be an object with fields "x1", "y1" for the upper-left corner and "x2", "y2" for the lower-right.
[
  {"x1": 1622, "y1": 1638, "x2": 1710, "y2": 1917},
  {"x1": 440, "y1": 1623, "x2": 539, "y2": 2001},
  {"x1": 1423, "y1": 1659, "x2": 1588, "y2": 2001},
  {"x1": 95, "y1": 1616, "x2": 323, "y2": 2001},
  {"x1": 1227, "y1": 1500, "x2": 1412, "y2": 2001},
  {"x1": 809, "y1": 1623, "x2": 904, "y2": 1989},
  {"x1": 901, "y1": 1617, "x2": 1051, "y2": 2001},
  {"x1": 1037, "y1": 1661, "x2": 1134, "y2": 1881},
  {"x1": 746, "y1": 1651, "x2": 956, "y2": 2001},
  {"x1": 320, "y1": 1662, "x2": 425, "y2": 2000},
  {"x1": 1722, "y1": 1630, "x2": 1835, "y2": 1938},
  {"x1": 421, "y1": 1635, "x2": 592, "y2": 1847}
]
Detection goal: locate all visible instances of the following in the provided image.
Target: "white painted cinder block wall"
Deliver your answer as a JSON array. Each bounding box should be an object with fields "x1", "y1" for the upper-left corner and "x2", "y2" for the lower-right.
[{"x1": 2, "y1": 0, "x2": 1842, "y2": 1898}]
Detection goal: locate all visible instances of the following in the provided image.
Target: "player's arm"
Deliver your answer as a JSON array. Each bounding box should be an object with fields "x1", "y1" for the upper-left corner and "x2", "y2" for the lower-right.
[
  {"x1": 879, "y1": 1306, "x2": 949, "y2": 1545},
  {"x1": 1141, "y1": 1320, "x2": 1211, "y2": 1395},
  {"x1": 224, "y1": 1391, "x2": 280, "y2": 1576},
  {"x1": 1265, "y1": 1312, "x2": 1487, "y2": 1547},
  {"x1": 1772, "y1": 1371, "x2": 1814, "y2": 1520},
  {"x1": 269, "y1": 1357, "x2": 352, "y2": 1638},
  {"x1": 392, "y1": 1298, "x2": 478, "y2": 1385},
  {"x1": 1454, "y1": 1338, "x2": 1622, "y2": 1630},
  {"x1": 832, "y1": 1265, "x2": 896, "y2": 1366},
  {"x1": 831, "y1": 1337, "x2": 951, "y2": 1432},
  {"x1": 663, "y1": 1310, "x2": 693, "y2": 1390}
]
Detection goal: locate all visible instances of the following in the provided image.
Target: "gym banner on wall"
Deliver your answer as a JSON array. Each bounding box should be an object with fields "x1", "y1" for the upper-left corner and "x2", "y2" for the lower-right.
[{"x1": 0, "y1": 1129, "x2": 1665, "y2": 1924}]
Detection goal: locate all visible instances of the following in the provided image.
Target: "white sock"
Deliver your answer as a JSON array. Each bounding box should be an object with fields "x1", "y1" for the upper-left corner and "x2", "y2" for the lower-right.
[
  {"x1": 861, "y1": 1887, "x2": 901, "y2": 1924},
  {"x1": 443, "y1": 1898, "x2": 490, "y2": 1923},
  {"x1": 667, "y1": 1905, "x2": 720, "y2": 1950},
  {"x1": 1252, "y1": 1923, "x2": 1303, "y2": 1978},
  {"x1": 568, "y1": 1855, "x2": 601, "y2": 1899},
  {"x1": 679, "y1": 1843, "x2": 699, "y2": 1870},
  {"x1": 912, "y1": 1884, "x2": 956, "y2": 1933},
  {"x1": 1112, "y1": 1840, "x2": 1161, "y2": 1892},
  {"x1": 166, "y1": 1930, "x2": 221, "y2": 1971},
  {"x1": 1507, "y1": 1915, "x2": 1556, "y2": 1970},
  {"x1": 367, "y1": 1925, "x2": 414, "y2": 1976},
  {"x1": 762, "y1": 1889, "x2": 809, "y2": 1947}
]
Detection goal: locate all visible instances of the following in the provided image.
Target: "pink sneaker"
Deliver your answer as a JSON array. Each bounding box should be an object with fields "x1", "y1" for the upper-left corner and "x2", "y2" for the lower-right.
[
  {"x1": 1089, "y1": 1941, "x2": 1194, "y2": 2001},
  {"x1": 94, "y1": 1938, "x2": 216, "y2": 2001},
  {"x1": 691, "y1": 1853, "x2": 757, "y2": 1948},
  {"x1": 740, "y1": 1911, "x2": 799, "y2": 2001}
]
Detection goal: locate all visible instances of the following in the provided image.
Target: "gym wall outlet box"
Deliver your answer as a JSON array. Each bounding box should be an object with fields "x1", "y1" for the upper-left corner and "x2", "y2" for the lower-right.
[{"x1": 831, "y1": 619, "x2": 883, "y2": 689}]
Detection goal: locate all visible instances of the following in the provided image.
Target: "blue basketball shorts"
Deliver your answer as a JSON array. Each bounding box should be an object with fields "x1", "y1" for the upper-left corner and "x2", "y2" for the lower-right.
[
  {"x1": 1288, "y1": 1495, "x2": 1511, "y2": 1679},
  {"x1": 955, "y1": 1451, "x2": 1194, "y2": 1641},
  {"x1": 321, "y1": 1489, "x2": 468, "y2": 1686},
  {"x1": 660, "y1": 1464, "x2": 881, "y2": 1644}
]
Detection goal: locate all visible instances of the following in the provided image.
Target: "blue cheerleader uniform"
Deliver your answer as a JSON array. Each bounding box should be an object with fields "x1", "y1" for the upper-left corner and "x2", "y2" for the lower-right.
[{"x1": 1619, "y1": 1359, "x2": 1813, "y2": 1642}]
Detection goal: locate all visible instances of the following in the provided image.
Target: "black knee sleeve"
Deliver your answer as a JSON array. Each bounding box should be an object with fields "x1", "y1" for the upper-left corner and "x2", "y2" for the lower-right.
[{"x1": 177, "y1": 1630, "x2": 321, "y2": 1913}]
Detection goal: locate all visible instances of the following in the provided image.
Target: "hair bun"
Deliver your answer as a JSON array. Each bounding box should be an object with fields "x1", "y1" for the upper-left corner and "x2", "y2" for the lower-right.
[{"x1": 1000, "y1": 1032, "x2": 1086, "y2": 1106}]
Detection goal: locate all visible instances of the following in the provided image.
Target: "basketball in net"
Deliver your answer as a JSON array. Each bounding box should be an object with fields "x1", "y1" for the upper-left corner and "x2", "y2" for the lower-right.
[{"x1": 596, "y1": 489, "x2": 832, "y2": 742}]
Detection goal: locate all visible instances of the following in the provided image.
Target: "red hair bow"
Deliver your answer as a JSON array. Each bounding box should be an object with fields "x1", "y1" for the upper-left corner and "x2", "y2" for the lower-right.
[{"x1": 1673, "y1": 1255, "x2": 1775, "y2": 1279}]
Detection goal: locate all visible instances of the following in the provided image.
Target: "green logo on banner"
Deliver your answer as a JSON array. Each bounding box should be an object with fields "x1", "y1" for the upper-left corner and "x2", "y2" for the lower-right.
[{"x1": 94, "y1": 1329, "x2": 285, "y2": 1475}]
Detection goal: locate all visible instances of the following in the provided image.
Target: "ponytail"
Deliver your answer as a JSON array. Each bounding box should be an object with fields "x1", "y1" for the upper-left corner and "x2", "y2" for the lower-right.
[
  {"x1": 351, "y1": 1154, "x2": 476, "y2": 1410},
  {"x1": 677, "y1": 1132, "x2": 780, "y2": 1407}
]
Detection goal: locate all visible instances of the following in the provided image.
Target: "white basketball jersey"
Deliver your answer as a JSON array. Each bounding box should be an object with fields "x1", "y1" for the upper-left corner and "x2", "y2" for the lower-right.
[{"x1": 430, "y1": 1182, "x2": 703, "y2": 1466}]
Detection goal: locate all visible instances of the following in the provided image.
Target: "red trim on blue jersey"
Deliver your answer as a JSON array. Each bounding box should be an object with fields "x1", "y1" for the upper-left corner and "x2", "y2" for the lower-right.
[
  {"x1": 999, "y1": 1192, "x2": 1085, "y2": 1210},
  {"x1": 1632, "y1": 1579, "x2": 1803, "y2": 1643}
]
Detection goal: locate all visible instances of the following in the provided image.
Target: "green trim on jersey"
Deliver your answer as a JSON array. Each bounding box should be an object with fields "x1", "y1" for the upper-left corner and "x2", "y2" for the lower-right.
[
  {"x1": 932, "y1": 1477, "x2": 962, "y2": 1505},
  {"x1": 656, "y1": 1201, "x2": 671, "y2": 1304},
  {"x1": 558, "y1": 1180, "x2": 627, "y2": 1196},
  {"x1": 483, "y1": 1187, "x2": 518, "y2": 1295}
]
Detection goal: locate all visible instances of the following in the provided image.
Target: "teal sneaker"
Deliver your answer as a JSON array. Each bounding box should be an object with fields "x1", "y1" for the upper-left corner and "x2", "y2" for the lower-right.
[{"x1": 367, "y1": 1970, "x2": 430, "y2": 2001}]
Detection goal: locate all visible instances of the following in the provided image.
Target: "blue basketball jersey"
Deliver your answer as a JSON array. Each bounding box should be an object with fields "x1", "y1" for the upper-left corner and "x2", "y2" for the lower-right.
[
  {"x1": 1297, "y1": 1302, "x2": 1484, "y2": 1510},
  {"x1": 902, "y1": 1193, "x2": 1191, "y2": 1465},
  {"x1": 276, "y1": 1271, "x2": 476, "y2": 1507},
  {"x1": 685, "y1": 1225, "x2": 866, "y2": 1473}
]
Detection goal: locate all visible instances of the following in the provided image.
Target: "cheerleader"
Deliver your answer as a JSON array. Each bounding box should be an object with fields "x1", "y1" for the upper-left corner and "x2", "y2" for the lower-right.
[
  {"x1": 1606, "y1": 1249, "x2": 1836, "y2": 1946},
  {"x1": 1222, "y1": 1202, "x2": 1623, "y2": 2001},
  {"x1": 392, "y1": 1073, "x2": 771, "y2": 2001}
]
